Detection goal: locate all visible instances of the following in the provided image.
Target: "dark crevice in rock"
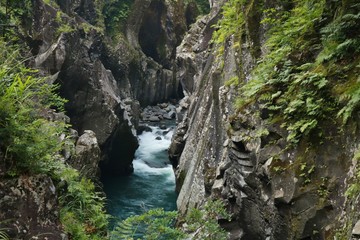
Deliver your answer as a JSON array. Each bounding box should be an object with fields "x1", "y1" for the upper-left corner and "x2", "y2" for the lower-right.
[
  {"x1": 177, "y1": 80, "x2": 185, "y2": 99},
  {"x1": 185, "y1": 2, "x2": 199, "y2": 28},
  {"x1": 260, "y1": 131, "x2": 282, "y2": 148},
  {"x1": 138, "y1": 0, "x2": 167, "y2": 66},
  {"x1": 301, "y1": 206, "x2": 334, "y2": 239},
  {"x1": 232, "y1": 140, "x2": 250, "y2": 153}
]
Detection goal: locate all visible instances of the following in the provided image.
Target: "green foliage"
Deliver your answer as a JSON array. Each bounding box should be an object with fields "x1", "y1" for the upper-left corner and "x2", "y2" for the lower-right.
[
  {"x1": 0, "y1": 40, "x2": 109, "y2": 239},
  {"x1": 268, "y1": 157, "x2": 288, "y2": 174},
  {"x1": 184, "y1": 200, "x2": 231, "y2": 239},
  {"x1": 225, "y1": 76, "x2": 239, "y2": 86},
  {"x1": 317, "y1": 177, "x2": 330, "y2": 198},
  {"x1": 337, "y1": 74, "x2": 360, "y2": 124},
  {"x1": 55, "y1": 7, "x2": 105, "y2": 36},
  {"x1": 58, "y1": 167, "x2": 109, "y2": 240},
  {"x1": 299, "y1": 163, "x2": 315, "y2": 184},
  {"x1": 319, "y1": 10, "x2": 360, "y2": 62},
  {"x1": 103, "y1": 0, "x2": 133, "y2": 36},
  {"x1": 43, "y1": 0, "x2": 59, "y2": 8},
  {"x1": 0, "y1": 0, "x2": 32, "y2": 23},
  {"x1": 318, "y1": 2, "x2": 360, "y2": 123},
  {"x1": 212, "y1": 0, "x2": 246, "y2": 56},
  {"x1": 79, "y1": 22, "x2": 103, "y2": 34},
  {"x1": 234, "y1": 0, "x2": 360, "y2": 145},
  {"x1": 0, "y1": 41, "x2": 68, "y2": 174},
  {"x1": 242, "y1": 0, "x2": 325, "y2": 92},
  {"x1": 55, "y1": 11, "x2": 76, "y2": 35},
  {"x1": 57, "y1": 23, "x2": 75, "y2": 34},
  {"x1": 185, "y1": 0, "x2": 210, "y2": 15},
  {"x1": 112, "y1": 200, "x2": 230, "y2": 240},
  {"x1": 111, "y1": 208, "x2": 184, "y2": 240},
  {"x1": 0, "y1": 229, "x2": 9, "y2": 240},
  {"x1": 318, "y1": 3, "x2": 360, "y2": 124},
  {"x1": 0, "y1": 0, "x2": 32, "y2": 39}
]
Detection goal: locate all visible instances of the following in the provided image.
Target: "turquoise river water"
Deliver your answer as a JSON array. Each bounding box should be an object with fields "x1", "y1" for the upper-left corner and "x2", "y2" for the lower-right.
[{"x1": 101, "y1": 122, "x2": 177, "y2": 223}]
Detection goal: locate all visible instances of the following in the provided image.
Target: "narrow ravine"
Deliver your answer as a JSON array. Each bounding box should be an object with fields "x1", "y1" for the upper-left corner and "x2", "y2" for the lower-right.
[{"x1": 101, "y1": 121, "x2": 177, "y2": 222}]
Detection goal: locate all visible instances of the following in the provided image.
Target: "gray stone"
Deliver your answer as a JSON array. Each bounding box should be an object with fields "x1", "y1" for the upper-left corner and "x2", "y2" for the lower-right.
[
  {"x1": 149, "y1": 116, "x2": 160, "y2": 122},
  {"x1": 159, "y1": 103, "x2": 168, "y2": 109},
  {"x1": 168, "y1": 110, "x2": 176, "y2": 119},
  {"x1": 169, "y1": 2, "x2": 359, "y2": 238},
  {"x1": 0, "y1": 175, "x2": 64, "y2": 239},
  {"x1": 163, "y1": 113, "x2": 173, "y2": 120},
  {"x1": 353, "y1": 220, "x2": 360, "y2": 236},
  {"x1": 137, "y1": 125, "x2": 153, "y2": 135},
  {"x1": 70, "y1": 130, "x2": 101, "y2": 179}
]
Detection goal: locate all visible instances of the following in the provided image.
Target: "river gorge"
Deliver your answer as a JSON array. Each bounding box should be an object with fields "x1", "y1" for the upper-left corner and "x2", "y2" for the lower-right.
[{"x1": 0, "y1": 0, "x2": 360, "y2": 239}]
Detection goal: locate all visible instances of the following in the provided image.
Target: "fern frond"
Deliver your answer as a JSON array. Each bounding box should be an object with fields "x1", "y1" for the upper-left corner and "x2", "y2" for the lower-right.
[{"x1": 0, "y1": 229, "x2": 9, "y2": 240}]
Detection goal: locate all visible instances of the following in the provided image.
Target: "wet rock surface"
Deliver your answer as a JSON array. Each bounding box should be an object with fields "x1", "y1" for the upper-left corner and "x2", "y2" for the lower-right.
[{"x1": 140, "y1": 102, "x2": 177, "y2": 122}]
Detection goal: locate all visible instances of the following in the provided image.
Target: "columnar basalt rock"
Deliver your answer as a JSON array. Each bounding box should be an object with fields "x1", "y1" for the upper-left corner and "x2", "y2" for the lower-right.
[
  {"x1": 171, "y1": 1, "x2": 360, "y2": 239},
  {"x1": 170, "y1": 4, "x2": 232, "y2": 213}
]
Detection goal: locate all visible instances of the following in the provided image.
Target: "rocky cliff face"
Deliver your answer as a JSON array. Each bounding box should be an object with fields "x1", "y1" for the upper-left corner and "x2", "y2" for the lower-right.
[
  {"x1": 171, "y1": 1, "x2": 360, "y2": 239},
  {"x1": 0, "y1": 0, "x2": 193, "y2": 238},
  {"x1": 0, "y1": 172, "x2": 64, "y2": 240},
  {"x1": 28, "y1": 0, "x2": 191, "y2": 175}
]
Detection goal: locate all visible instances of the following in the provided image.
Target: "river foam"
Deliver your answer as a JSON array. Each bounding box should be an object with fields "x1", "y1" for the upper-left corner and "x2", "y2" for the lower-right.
[{"x1": 102, "y1": 122, "x2": 177, "y2": 221}]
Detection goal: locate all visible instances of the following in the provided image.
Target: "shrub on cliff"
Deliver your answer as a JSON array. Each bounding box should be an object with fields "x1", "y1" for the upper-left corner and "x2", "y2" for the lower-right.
[
  {"x1": 212, "y1": 0, "x2": 360, "y2": 145},
  {"x1": 0, "y1": 42, "x2": 67, "y2": 174},
  {"x1": 0, "y1": 40, "x2": 110, "y2": 239}
]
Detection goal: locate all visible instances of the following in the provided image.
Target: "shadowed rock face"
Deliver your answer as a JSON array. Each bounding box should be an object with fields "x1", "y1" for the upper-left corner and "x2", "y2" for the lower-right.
[
  {"x1": 171, "y1": 1, "x2": 360, "y2": 239},
  {"x1": 138, "y1": 0, "x2": 167, "y2": 65},
  {"x1": 101, "y1": 0, "x2": 188, "y2": 106},
  {"x1": 56, "y1": 0, "x2": 100, "y2": 26},
  {"x1": 29, "y1": 0, "x2": 189, "y2": 175},
  {"x1": 0, "y1": 0, "x2": 190, "y2": 238}
]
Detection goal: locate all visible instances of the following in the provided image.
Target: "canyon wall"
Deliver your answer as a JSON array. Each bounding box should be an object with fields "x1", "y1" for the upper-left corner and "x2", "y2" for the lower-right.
[
  {"x1": 2, "y1": 0, "x2": 360, "y2": 239},
  {"x1": 0, "y1": 0, "x2": 193, "y2": 238},
  {"x1": 170, "y1": 0, "x2": 360, "y2": 239},
  {"x1": 29, "y1": 0, "x2": 191, "y2": 175}
]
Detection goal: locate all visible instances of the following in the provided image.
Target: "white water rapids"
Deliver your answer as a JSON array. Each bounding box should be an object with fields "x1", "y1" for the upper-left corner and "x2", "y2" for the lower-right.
[{"x1": 102, "y1": 123, "x2": 177, "y2": 221}]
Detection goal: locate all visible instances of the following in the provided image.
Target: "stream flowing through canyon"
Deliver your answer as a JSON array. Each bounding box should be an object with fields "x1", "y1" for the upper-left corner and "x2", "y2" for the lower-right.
[{"x1": 101, "y1": 121, "x2": 177, "y2": 223}]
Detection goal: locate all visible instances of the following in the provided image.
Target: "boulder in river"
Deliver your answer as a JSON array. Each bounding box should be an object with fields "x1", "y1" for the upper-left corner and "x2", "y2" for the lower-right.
[
  {"x1": 158, "y1": 103, "x2": 168, "y2": 109},
  {"x1": 168, "y1": 110, "x2": 176, "y2": 119},
  {"x1": 149, "y1": 116, "x2": 160, "y2": 122},
  {"x1": 163, "y1": 113, "x2": 172, "y2": 120},
  {"x1": 137, "y1": 125, "x2": 153, "y2": 135}
]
